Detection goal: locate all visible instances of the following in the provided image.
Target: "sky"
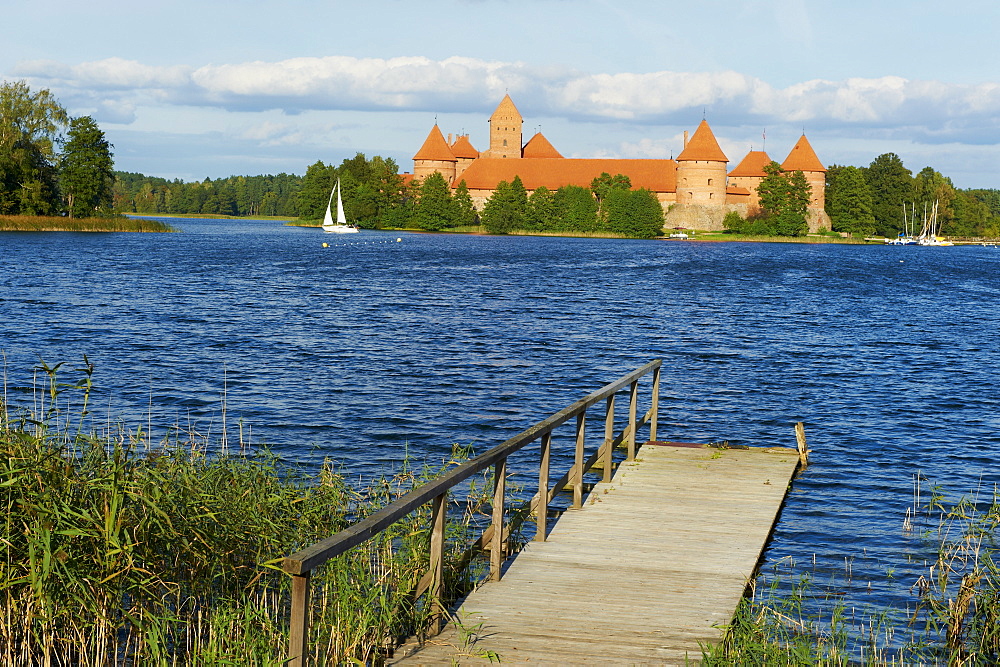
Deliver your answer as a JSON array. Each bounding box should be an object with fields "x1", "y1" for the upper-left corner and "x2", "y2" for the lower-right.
[{"x1": 5, "y1": 0, "x2": 1000, "y2": 188}]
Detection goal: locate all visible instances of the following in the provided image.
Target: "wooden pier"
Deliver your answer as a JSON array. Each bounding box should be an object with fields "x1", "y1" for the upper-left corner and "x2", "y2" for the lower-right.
[
  {"x1": 282, "y1": 361, "x2": 806, "y2": 666},
  {"x1": 391, "y1": 442, "x2": 801, "y2": 665}
]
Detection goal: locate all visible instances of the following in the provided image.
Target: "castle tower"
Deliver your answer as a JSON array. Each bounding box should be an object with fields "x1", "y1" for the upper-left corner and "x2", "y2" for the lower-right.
[
  {"x1": 413, "y1": 124, "x2": 457, "y2": 183},
  {"x1": 485, "y1": 94, "x2": 523, "y2": 159},
  {"x1": 450, "y1": 134, "x2": 479, "y2": 181},
  {"x1": 675, "y1": 120, "x2": 728, "y2": 205},
  {"x1": 781, "y1": 134, "x2": 826, "y2": 209},
  {"x1": 728, "y1": 150, "x2": 772, "y2": 211}
]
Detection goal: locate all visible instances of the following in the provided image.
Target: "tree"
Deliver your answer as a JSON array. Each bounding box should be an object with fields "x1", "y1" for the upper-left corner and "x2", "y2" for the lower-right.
[
  {"x1": 825, "y1": 165, "x2": 876, "y2": 236},
  {"x1": 526, "y1": 186, "x2": 557, "y2": 231},
  {"x1": 913, "y1": 166, "x2": 955, "y2": 232},
  {"x1": 604, "y1": 188, "x2": 664, "y2": 238},
  {"x1": 553, "y1": 185, "x2": 598, "y2": 232},
  {"x1": 60, "y1": 116, "x2": 115, "y2": 218},
  {"x1": 591, "y1": 172, "x2": 631, "y2": 219},
  {"x1": 412, "y1": 171, "x2": 455, "y2": 231},
  {"x1": 452, "y1": 180, "x2": 478, "y2": 227},
  {"x1": 756, "y1": 161, "x2": 810, "y2": 236},
  {"x1": 863, "y1": 153, "x2": 913, "y2": 236},
  {"x1": 0, "y1": 80, "x2": 68, "y2": 215},
  {"x1": 298, "y1": 161, "x2": 335, "y2": 220},
  {"x1": 481, "y1": 176, "x2": 528, "y2": 234}
]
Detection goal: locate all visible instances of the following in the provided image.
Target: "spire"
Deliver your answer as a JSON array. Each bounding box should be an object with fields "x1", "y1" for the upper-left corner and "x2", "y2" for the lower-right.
[
  {"x1": 490, "y1": 93, "x2": 522, "y2": 123},
  {"x1": 413, "y1": 124, "x2": 456, "y2": 162},
  {"x1": 781, "y1": 134, "x2": 825, "y2": 172},
  {"x1": 676, "y1": 119, "x2": 728, "y2": 162}
]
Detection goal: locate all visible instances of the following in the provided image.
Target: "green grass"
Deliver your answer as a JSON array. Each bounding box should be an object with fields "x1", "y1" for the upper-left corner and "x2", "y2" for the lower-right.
[
  {"x1": 1, "y1": 359, "x2": 498, "y2": 664},
  {"x1": 0, "y1": 215, "x2": 177, "y2": 232}
]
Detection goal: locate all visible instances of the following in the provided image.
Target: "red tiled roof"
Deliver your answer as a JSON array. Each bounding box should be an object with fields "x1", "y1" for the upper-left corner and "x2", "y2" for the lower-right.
[
  {"x1": 728, "y1": 150, "x2": 773, "y2": 177},
  {"x1": 781, "y1": 135, "x2": 825, "y2": 172},
  {"x1": 522, "y1": 132, "x2": 563, "y2": 158},
  {"x1": 413, "y1": 125, "x2": 456, "y2": 162},
  {"x1": 456, "y1": 158, "x2": 677, "y2": 193},
  {"x1": 450, "y1": 134, "x2": 479, "y2": 159},
  {"x1": 676, "y1": 120, "x2": 728, "y2": 162},
  {"x1": 727, "y1": 185, "x2": 751, "y2": 195}
]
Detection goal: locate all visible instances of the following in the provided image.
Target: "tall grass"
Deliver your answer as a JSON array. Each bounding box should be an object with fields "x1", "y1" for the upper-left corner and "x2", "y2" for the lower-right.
[
  {"x1": 1, "y1": 360, "x2": 496, "y2": 664},
  {"x1": 704, "y1": 482, "x2": 1000, "y2": 665},
  {"x1": 0, "y1": 215, "x2": 176, "y2": 232}
]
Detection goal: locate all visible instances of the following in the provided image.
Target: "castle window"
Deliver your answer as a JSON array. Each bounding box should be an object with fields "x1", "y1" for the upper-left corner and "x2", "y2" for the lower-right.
[
  {"x1": 707, "y1": 179, "x2": 713, "y2": 186},
  {"x1": 503, "y1": 139, "x2": 508, "y2": 147}
]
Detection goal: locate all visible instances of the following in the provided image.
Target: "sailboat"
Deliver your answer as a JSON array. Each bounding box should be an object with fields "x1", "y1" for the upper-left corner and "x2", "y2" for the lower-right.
[{"x1": 322, "y1": 179, "x2": 359, "y2": 234}]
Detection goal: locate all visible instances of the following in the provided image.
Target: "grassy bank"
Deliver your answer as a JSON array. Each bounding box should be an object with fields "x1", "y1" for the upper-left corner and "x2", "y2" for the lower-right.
[
  {"x1": 704, "y1": 484, "x2": 1000, "y2": 664},
  {"x1": 1, "y1": 361, "x2": 495, "y2": 664},
  {"x1": 0, "y1": 215, "x2": 177, "y2": 232}
]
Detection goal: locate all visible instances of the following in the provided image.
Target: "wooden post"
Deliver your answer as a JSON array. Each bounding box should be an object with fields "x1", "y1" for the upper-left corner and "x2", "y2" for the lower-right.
[
  {"x1": 649, "y1": 366, "x2": 660, "y2": 443},
  {"x1": 288, "y1": 571, "x2": 311, "y2": 667},
  {"x1": 536, "y1": 431, "x2": 551, "y2": 541},
  {"x1": 429, "y1": 491, "x2": 447, "y2": 634},
  {"x1": 627, "y1": 380, "x2": 638, "y2": 461},
  {"x1": 794, "y1": 422, "x2": 809, "y2": 467},
  {"x1": 603, "y1": 394, "x2": 615, "y2": 483},
  {"x1": 572, "y1": 410, "x2": 586, "y2": 509},
  {"x1": 490, "y1": 457, "x2": 507, "y2": 581}
]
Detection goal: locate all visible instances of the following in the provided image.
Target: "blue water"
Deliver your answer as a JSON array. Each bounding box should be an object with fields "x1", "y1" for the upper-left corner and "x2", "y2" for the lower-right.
[{"x1": 3, "y1": 218, "x2": 999, "y2": 646}]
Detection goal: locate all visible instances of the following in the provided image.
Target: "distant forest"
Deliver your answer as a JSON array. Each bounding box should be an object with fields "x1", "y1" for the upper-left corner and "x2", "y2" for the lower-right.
[{"x1": 113, "y1": 172, "x2": 303, "y2": 217}]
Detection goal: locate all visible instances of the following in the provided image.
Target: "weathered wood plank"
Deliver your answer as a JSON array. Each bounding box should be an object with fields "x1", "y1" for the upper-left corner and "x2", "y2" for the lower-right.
[{"x1": 391, "y1": 443, "x2": 799, "y2": 666}]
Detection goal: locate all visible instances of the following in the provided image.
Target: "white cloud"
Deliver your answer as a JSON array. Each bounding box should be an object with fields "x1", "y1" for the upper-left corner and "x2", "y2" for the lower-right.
[{"x1": 15, "y1": 54, "x2": 1000, "y2": 142}]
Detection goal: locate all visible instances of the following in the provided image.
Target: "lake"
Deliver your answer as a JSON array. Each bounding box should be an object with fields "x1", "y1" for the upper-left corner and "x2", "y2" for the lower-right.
[{"x1": 2, "y1": 218, "x2": 999, "y2": 642}]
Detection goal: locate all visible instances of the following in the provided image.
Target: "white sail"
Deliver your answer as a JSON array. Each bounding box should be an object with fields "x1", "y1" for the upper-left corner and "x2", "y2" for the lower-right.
[{"x1": 322, "y1": 179, "x2": 359, "y2": 234}]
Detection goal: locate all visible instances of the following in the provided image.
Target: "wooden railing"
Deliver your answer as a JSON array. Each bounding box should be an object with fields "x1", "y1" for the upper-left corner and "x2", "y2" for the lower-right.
[{"x1": 281, "y1": 359, "x2": 662, "y2": 665}]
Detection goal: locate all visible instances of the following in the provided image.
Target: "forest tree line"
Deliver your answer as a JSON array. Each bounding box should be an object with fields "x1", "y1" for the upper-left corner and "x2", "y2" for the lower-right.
[{"x1": 825, "y1": 153, "x2": 1000, "y2": 238}]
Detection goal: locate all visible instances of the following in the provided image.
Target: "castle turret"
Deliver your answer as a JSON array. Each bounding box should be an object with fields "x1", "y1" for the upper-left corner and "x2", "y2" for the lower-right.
[
  {"x1": 484, "y1": 94, "x2": 523, "y2": 159},
  {"x1": 413, "y1": 124, "x2": 457, "y2": 183},
  {"x1": 450, "y1": 134, "x2": 479, "y2": 181},
  {"x1": 728, "y1": 150, "x2": 772, "y2": 211},
  {"x1": 675, "y1": 120, "x2": 728, "y2": 205},
  {"x1": 781, "y1": 134, "x2": 826, "y2": 210}
]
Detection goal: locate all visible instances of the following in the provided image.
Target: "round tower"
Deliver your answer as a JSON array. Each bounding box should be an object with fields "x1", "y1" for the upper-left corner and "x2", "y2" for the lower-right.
[
  {"x1": 412, "y1": 124, "x2": 457, "y2": 183},
  {"x1": 675, "y1": 120, "x2": 728, "y2": 205},
  {"x1": 781, "y1": 134, "x2": 826, "y2": 210}
]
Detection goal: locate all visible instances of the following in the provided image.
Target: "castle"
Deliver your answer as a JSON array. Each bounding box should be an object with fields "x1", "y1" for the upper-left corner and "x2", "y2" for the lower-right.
[{"x1": 411, "y1": 94, "x2": 830, "y2": 232}]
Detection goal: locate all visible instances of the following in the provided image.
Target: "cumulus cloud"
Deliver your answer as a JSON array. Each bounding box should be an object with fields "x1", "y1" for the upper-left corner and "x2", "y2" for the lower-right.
[{"x1": 13, "y1": 54, "x2": 1000, "y2": 145}]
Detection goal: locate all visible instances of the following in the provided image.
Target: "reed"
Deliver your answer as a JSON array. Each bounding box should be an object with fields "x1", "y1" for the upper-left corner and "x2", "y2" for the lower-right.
[
  {"x1": 704, "y1": 482, "x2": 1000, "y2": 665},
  {"x1": 1, "y1": 360, "x2": 496, "y2": 664},
  {"x1": 0, "y1": 215, "x2": 176, "y2": 232}
]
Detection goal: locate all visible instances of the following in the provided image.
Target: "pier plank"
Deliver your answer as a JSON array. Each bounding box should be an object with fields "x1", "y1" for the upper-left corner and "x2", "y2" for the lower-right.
[{"x1": 391, "y1": 443, "x2": 799, "y2": 665}]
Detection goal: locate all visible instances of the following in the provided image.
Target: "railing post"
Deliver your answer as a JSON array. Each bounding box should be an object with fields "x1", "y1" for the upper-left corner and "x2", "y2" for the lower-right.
[
  {"x1": 536, "y1": 431, "x2": 551, "y2": 541},
  {"x1": 794, "y1": 422, "x2": 809, "y2": 467},
  {"x1": 288, "y1": 571, "x2": 311, "y2": 667},
  {"x1": 627, "y1": 379, "x2": 639, "y2": 460},
  {"x1": 603, "y1": 394, "x2": 615, "y2": 483},
  {"x1": 490, "y1": 457, "x2": 507, "y2": 581},
  {"x1": 649, "y1": 365, "x2": 660, "y2": 443},
  {"x1": 429, "y1": 491, "x2": 447, "y2": 634},
  {"x1": 573, "y1": 410, "x2": 586, "y2": 509}
]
